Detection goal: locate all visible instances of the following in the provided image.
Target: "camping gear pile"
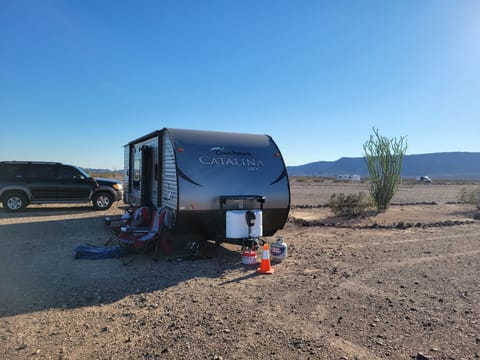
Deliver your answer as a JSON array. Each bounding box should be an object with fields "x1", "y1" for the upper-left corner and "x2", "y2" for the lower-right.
[
  {"x1": 108, "y1": 205, "x2": 171, "y2": 257},
  {"x1": 74, "y1": 205, "x2": 170, "y2": 261},
  {"x1": 75, "y1": 203, "x2": 289, "y2": 270}
]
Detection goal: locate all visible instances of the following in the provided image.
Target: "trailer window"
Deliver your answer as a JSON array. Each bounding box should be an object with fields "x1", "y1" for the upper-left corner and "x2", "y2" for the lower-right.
[{"x1": 133, "y1": 158, "x2": 141, "y2": 190}]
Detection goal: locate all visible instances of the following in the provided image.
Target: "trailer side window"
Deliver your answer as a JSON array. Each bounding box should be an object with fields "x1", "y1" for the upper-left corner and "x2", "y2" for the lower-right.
[{"x1": 133, "y1": 158, "x2": 141, "y2": 190}]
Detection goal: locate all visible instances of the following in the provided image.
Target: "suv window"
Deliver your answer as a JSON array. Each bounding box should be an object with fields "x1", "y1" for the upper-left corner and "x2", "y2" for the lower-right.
[
  {"x1": 0, "y1": 164, "x2": 21, "y2": 180},
  {"x1": 58, "y1": 166, "x2": 83, "y2": 180},
  {"x1": 23, "y1": 164, "x2": 58, "y2": 180}
]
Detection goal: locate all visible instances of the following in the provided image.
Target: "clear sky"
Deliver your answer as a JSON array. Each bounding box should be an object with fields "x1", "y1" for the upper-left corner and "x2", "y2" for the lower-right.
[{"x1": 1, "y1": 0, "x2": 479, "y2": 169}]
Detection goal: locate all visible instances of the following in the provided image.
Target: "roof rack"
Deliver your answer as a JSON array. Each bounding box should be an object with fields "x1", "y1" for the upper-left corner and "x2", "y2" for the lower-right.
[{"x1": 0, "y1": 161, "x2": 63, "y2": 165}]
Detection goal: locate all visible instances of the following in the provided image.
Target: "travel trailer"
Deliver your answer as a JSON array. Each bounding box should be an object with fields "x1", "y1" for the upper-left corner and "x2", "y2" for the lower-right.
[
  {"x1": 123, "y1": 128, "x2": 290, "y2": 249},
  {"x1": 336, "y1": 174, "x2": 361, "y2": 182}
]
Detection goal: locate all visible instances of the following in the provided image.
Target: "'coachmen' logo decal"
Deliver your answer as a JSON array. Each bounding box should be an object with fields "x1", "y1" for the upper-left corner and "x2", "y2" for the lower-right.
[
  {"x1": 210, "y1": 146, "x2": 224, "y2": 152},
  {"x1": 209, "y1": 147, "x2": 253, "y2": 157}
]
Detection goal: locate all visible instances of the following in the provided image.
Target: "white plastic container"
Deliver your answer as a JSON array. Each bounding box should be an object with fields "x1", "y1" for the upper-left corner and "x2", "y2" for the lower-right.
[{"x1": 226, "y1": 210, "x2": 263, "y2": 239}]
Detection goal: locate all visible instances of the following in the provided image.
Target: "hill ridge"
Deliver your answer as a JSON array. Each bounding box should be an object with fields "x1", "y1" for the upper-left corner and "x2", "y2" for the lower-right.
[{"x1": 287, "y1": 152, "x2": 480, "y2": 179}]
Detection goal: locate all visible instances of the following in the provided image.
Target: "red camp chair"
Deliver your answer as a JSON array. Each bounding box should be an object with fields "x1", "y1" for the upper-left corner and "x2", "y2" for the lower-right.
[
  {"x1": 104, "y1": 206, "x2": 154, "y2": 245},
  {"x1": 119, "y1": 208, "x2": 166, "y2": 252}
]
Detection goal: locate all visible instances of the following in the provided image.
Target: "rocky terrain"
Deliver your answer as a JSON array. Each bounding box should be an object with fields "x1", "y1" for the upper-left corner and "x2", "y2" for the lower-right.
[{"x1": 1, "y1": 180, "x2": 479, "y2": 359}]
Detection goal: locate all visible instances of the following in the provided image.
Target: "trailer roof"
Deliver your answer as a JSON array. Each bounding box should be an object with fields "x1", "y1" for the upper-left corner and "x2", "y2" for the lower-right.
[
  {"x1": 124, "y1": 129, "x2": 164, "y2": 147},
  {"x1": 124, "y1": 128, "x2": 270, "y2": 147}
]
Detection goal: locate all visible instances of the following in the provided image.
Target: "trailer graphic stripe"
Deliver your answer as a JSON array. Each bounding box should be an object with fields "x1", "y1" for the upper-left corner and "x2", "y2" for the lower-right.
[
  {"x1": 177, "y1": 168, "x2": 203, "y2": 187},
  {"x1": 270, "y1": 168, "x2": 288, "y2": 185}
]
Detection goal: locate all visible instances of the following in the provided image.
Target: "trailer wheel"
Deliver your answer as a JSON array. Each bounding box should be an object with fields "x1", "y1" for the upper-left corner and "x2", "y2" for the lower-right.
[
  {"x1": 2, "y1": 191, "x2": 29, "y2": 212},
  {"x1": 92, "y1": 192, "x2": 113, "y2": 210}
]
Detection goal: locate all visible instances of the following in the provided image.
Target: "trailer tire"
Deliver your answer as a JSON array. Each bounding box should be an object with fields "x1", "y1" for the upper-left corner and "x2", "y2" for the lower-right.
[
  {"x1": 92, "y1": 192, "x2": 113, "y2": 210},
  {"x1": 2, "y1": 191, "x2": 29, "y2": 212}
]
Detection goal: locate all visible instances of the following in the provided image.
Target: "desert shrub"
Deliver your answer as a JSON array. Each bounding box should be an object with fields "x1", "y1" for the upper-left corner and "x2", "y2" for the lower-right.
[
  {"x1": 458, "y1": 187, "x2": 480, "y2": 209},
  {"x1": 363, "y1": 127, "x2": 407, "y2": 212},
  {"x1": 296, "y1": 177, "x2": 306, "y2": 182},
  {"x1": 328, "y1": 192, "x2": 371, "y2": 217}
]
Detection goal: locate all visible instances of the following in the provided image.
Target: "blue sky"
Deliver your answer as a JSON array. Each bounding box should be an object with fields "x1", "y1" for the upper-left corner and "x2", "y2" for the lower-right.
[{"x1": 1, "y1": 0, "x2": 479, "y2": 169}]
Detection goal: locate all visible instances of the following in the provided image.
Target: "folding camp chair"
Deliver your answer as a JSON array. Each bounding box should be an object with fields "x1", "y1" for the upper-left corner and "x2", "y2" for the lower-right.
[{"x1": 119, "y1": 207, "x2": 166, "y2": 253}]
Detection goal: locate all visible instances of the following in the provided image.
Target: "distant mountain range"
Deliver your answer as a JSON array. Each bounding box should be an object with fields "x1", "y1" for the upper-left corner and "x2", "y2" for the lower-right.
[{"x1": 287, "y1": 152, "x2": 480, "y2": 180}]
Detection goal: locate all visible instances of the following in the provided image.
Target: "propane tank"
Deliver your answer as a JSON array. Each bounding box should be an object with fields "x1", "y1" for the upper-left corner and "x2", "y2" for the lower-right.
[
  {"x1": 242, "y1": 248, "x2": 257, "y2": 266},
  {"x1": 270, "y1": 237, "x2": 288, "y2": 262}
]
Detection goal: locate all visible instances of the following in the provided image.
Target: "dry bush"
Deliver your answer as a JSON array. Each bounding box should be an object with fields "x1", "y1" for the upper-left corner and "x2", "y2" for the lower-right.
[
  {"x1": 458, "y1": 186, "x2": 480, "y2": 209},
  {"x1": 328, "y1": 192, "x2": 372, "y2": 217}
]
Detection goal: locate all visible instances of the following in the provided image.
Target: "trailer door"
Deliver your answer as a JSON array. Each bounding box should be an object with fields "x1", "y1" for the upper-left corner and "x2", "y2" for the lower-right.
[{"x1": 140, "y1": 145, "x2": 152, "y2": 205}]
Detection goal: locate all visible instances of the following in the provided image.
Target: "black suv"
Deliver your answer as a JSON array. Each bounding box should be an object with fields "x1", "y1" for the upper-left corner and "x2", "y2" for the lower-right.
[{"x1": 0, "y1": 161, "x2": 123, "y2": 212}]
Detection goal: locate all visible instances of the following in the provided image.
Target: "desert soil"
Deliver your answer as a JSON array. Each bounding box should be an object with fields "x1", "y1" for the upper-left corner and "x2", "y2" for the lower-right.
[{"x1": 1, "y1": 180, "x2": 479, "y2": 359}]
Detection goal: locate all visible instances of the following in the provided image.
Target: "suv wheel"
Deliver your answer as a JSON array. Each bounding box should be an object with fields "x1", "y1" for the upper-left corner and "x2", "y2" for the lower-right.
[
  {"x1": 2, "y1": 192, "x2": 28, "y2": 212},
  {"x1": 92, "y1": 192, "x2": 113, "y2": 210}
]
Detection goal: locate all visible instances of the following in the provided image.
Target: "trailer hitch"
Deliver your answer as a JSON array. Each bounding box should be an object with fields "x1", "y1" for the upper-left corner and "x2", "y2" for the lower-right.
[{"x1": 241, "y1": 237, "x2": 264, "y2": 251}]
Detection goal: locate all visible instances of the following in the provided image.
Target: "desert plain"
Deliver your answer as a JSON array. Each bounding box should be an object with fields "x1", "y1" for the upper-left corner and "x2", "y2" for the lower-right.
[{"x1": 0, "y1": 179, "x2": 479, "y2": 359}]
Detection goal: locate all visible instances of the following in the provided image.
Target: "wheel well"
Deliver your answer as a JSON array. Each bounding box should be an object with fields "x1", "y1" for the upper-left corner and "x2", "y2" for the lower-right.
[
  {"x1": 93, "y1": 190, "x2": 114, "y2": 200},
  {"x1": 1, "y1": 189, "x2": 29, "y2": 202}
]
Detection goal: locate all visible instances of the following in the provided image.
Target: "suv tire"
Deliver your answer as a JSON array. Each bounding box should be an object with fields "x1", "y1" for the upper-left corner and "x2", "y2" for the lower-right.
[
  {"x1": 92, "y1": 192, "x2": 113, "y2": 210},
  {"x1": 2, "y1": 191, "x2": 28, "y2": 212}
]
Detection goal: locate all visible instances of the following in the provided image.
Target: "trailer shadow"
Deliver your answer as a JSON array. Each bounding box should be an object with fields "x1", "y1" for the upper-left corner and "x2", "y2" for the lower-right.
[{"x1": 0, "y1": 214, "x2": 243, "y2": 318}]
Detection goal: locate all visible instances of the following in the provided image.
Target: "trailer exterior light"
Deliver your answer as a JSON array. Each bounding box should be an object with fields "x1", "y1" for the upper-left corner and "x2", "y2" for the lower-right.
[
  {"x1": 274, "y1": 152, "x2": 281, "y2": 158},
  {"x1": 176, "y1": 148, "x2": 185, "y2": 152}
]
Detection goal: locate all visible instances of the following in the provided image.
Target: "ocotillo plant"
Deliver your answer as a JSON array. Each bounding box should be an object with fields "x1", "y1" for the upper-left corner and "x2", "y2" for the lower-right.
[{"x1": 363, "y1": 128, "x2": 407, "y2": 212}]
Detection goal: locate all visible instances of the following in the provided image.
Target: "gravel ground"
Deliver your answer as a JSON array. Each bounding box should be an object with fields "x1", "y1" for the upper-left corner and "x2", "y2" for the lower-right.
[{"x1": 1, "y1": 181, "x2": 479, "y2": 359}]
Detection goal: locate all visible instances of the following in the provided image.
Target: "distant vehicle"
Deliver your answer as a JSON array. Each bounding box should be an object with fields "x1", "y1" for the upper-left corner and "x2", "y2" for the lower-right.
[
  {"x1": 416, "y1": 175, "x2": 432, "y2": 183},
  {"x1": 336, "y1": 174, "x2": 361, "y2": 182},
  {"x1": 0, "y1": 161, "x2": 123, "y2": 212}
]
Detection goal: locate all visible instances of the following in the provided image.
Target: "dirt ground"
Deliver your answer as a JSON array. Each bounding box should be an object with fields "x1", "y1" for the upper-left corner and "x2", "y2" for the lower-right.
[{"x1": 1, "y1": 180, "x2": 479, "y2": 359}]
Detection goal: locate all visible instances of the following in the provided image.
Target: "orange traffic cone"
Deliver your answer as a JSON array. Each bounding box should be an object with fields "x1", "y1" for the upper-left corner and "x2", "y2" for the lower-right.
[{"x1": 257, "y1": 244, "x2": 274, "y2": 274}]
